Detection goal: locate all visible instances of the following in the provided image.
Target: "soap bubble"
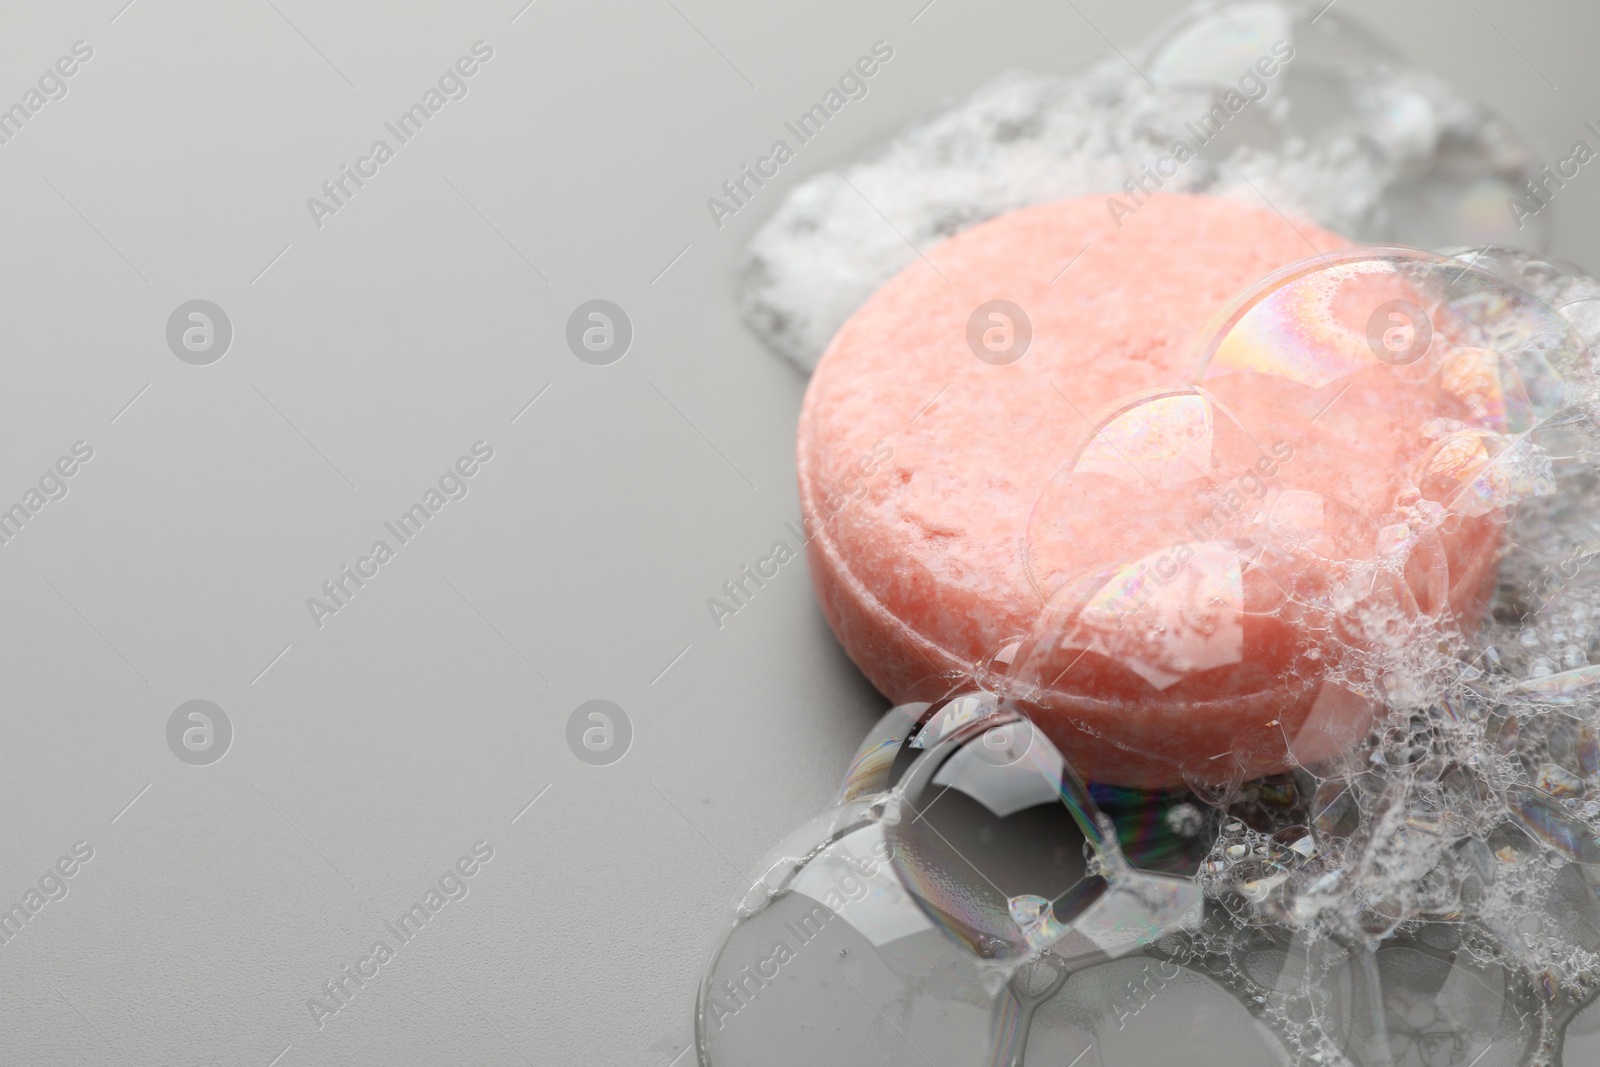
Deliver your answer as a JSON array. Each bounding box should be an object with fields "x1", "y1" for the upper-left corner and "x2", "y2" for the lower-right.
[
  {"x1": 1553, "y1": 982, "x2": 1600, "y2": 1064},
  {"x1": 1019, "y1": 953, "x2": 1296, "y2": 1066},
  {"x1": 695, "y1": 803, "x2": 1000, "y2": 1065},
  {"x1": 1324, "y1": 935, "x2": 1542, "y2": 1066},
  {"x1": 1143, "y1": 1, "x2": 1547, "y2": 253},
  {"x1": 886, "y1": 705, "x2": 1202, "y2": 968},
  {"x1": 697, "y1": 695, "x2": 1206, "y2": 1065},
  {"x1": 1019, "y1": 388, "x2": 1286, "y2": 695}
]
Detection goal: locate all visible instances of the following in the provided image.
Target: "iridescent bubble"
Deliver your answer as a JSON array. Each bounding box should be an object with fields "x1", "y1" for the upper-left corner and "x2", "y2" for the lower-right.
[
  {"x1": 1090, "y1": 783, "x2": 1218, "y2": 876},
  {"x1": 1513, "y1": 663, "x2": 1600, "y2": 703},
  {"x1": 887, "y1": 706, "x2": 1202, "y2": 966},
  {"x1": 1146, "y1": 1, "x2": 1299, "y2": 88},
  {"x1": 1413, "y1": 427, "x2": 1554, "y2": 518},
  {"x1": 1019, "y1": 388, "x2": 1296, "y2": 708},
  {"x1": 1013, "y1": 248, "x2": 1594, "y2": 787},
  {"x1": 1311, "y1": 781, "x2": 1361, "y2": 844},
  {"x1": 697, "y1": 697, "x2": 1209, "y2": 1066},
  {"x1": 1546, "y1": 718, "x2": 1600, "y2": 778},
  {"x1": 1143, "y1": 1, "x2": 1547, "y2": 251},
  {"x1": 1189, "y1": 246, "x2": 1592, "y2": 642},
  {"x1": 695, "y1": 807, "x2": 1000, "y2": 1066},
  {"x1": 836, "y1": 702, "x2": 927, "y2": 804},
  {"x1": 1507, "y1": 787, "x2": 1600, "y2": 866}
]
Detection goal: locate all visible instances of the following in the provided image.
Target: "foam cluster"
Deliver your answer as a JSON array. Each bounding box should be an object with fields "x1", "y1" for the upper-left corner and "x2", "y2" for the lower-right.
[
  {"x1": 736, "y1": 0, "x2": 1545, "y2": 372},
  {"x1": 695, "y1": 249, "x2": 1600, "y2": 1065}
]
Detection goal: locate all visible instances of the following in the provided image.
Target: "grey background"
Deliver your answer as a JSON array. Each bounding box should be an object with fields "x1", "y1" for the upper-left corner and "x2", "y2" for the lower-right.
[{"x1": 0, "y1": 0, "x2": 1595, "y2": 1064}]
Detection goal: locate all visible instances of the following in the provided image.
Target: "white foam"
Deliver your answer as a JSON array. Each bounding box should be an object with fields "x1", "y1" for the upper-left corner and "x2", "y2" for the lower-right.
[{"x1": 736, "y1": 1, "x2": 1545, "y2": 372}]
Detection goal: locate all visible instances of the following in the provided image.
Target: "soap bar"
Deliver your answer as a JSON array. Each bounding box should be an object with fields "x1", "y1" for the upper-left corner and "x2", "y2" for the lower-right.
[{"x1": 797, "y1": 195, "x2": 1503, "y2": 787}]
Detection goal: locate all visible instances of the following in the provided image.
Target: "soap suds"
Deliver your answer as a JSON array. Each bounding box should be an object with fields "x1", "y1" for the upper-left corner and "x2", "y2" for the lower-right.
[{"x1": 737, "y1": 0, "x2": 1546, "y2": 373}]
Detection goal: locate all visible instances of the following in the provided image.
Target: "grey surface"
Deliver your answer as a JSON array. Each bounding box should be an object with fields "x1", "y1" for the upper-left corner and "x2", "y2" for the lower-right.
[{"x1": 0, "y1": 1, "x2": 1596, "y2": 1064}]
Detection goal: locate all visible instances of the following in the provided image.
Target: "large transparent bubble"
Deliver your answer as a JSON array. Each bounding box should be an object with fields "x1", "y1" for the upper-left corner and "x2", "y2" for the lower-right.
[
  {"x1": 1142, "y1": 0, "x2": 1547, "y2": 252},
  {"x1": 696, "y1": 692, "x2": 1209, "y2": 1066}
]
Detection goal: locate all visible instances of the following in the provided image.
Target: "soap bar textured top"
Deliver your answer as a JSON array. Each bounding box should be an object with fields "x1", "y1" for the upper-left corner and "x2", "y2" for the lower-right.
[{"x1": 798, "y1": 194, "x2": 1502, "y2": 787}]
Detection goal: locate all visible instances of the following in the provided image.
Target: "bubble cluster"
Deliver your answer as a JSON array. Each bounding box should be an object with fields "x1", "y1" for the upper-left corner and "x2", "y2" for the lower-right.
[
  {"x1": 697, "y1": 248, "x2": 1600, "y2": 1065},
  {"x1": 1011, "y1": 248, "x2": 1593, "y2": 789}
]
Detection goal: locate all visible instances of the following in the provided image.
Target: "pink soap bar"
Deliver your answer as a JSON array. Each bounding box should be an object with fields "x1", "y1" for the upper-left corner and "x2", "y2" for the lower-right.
[{"x1": 798, "y1": 195, "x2": 1502, "y2": 787}]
